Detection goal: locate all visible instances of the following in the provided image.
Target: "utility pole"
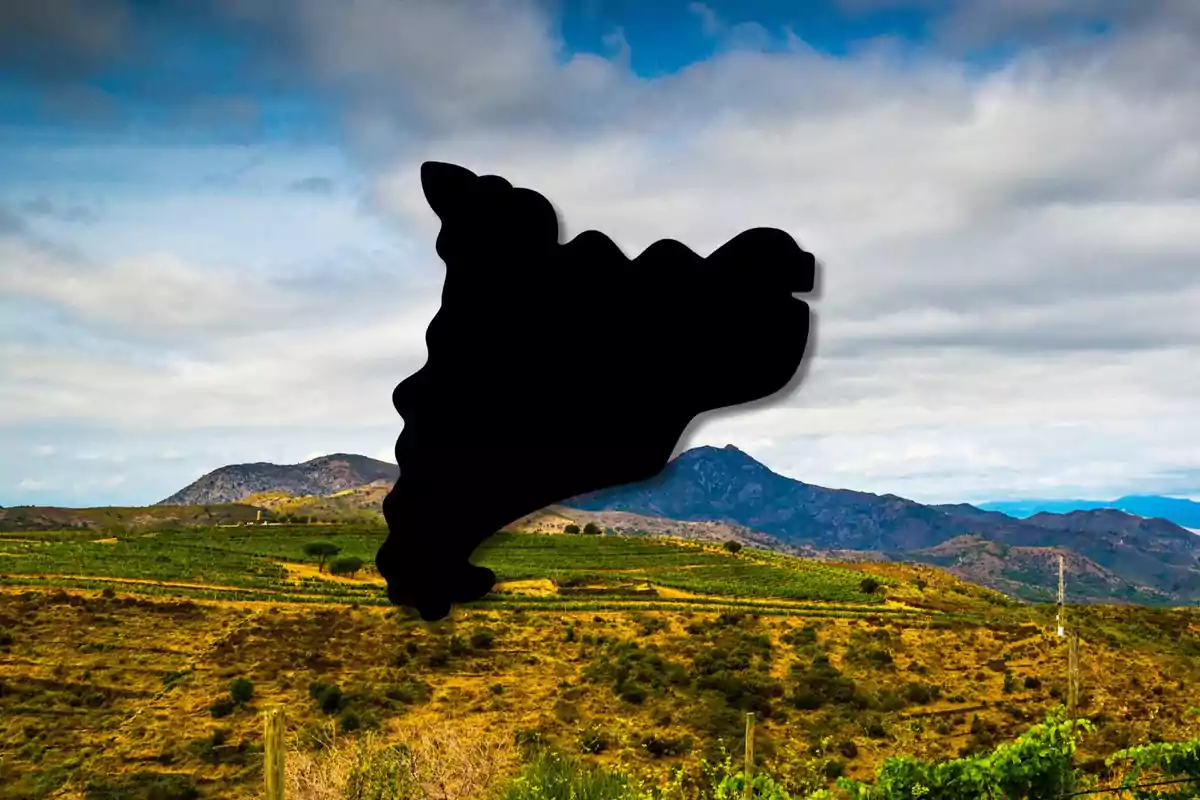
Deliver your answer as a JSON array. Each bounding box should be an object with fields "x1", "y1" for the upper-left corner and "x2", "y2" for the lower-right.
[{"x1": 1056, "y1": 554, "x2": 1065, "y2": 637}]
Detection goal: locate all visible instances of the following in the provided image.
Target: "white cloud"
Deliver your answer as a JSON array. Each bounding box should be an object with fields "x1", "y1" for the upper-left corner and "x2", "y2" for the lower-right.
[
  {"x1": 4, "y1": 0, "x2": 1200, "y2": 505},
  {"x1": 18, "y1": 478, "x2": 49, "y2": 491}
]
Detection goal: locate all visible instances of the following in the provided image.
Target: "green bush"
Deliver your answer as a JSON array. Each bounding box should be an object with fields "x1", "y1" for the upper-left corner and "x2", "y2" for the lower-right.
[
  {"x1": 500, "y1": 747, "x2": 650, "y2": 800},
  {"x1": 209, "y1": 698, "x2": 236, "y2": 718},
  {"x1": 309, "y1": 681, "x2": 344, "y2": 714},
  {"x1": 329, "y1": 556, "x2": 365, "y2": 577},
  {"x1": 230, "y1": 677, "x2": 254, "y2": 704}
]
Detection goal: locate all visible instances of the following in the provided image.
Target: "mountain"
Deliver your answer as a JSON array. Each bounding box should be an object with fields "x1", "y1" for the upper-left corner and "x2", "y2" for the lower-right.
[
  {"x1": 157, "y1": 453, "x2": 399, "y2": 506},
  {"x1": 563, "y1": 444, "x2": 972, "y2": 551},
  {"x1": 562, "y1": 445, "x2": 1200, "y2": 604},
  {"x1": 980, "y1": 495, "x2": 1200, "y2": 530},
  {"x1": 143, "y1": 444, "x2": 1200, "y2": 605}
]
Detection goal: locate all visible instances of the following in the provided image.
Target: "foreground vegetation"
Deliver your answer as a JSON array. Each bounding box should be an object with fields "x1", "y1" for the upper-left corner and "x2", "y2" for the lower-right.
[{"x1": 0, "y1": 524, "x2": 1198, "y2": 798}]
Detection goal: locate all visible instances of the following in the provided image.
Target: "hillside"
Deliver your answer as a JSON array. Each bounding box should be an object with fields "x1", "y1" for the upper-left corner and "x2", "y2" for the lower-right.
[
  {"x1": 157, "y1": 453, "x2": 398, "y2": 506},
  {"x1": 25, "y1": 444, "x2": 1200, "y2": 606},
  {"x1": 980, "y1": 494, "x2": 1200, "y2": 529},
  {"x1": 0, "y1": 502, "x2": 266, "y2": 532},
  {"x1": 2, "y1": 525, "x2": 1200, "y2": 799},
  {"x1": 504, "y1": 504, "x2": 818, "y2": 557},
  {"x1": 564, "y1": 444, "x2": 971, "y2": 551},
  {"x1": 896, "y1": 535, "x2": 1173, "y2": 605},
  {"x1": 561, "y1": 445, "x2": 1200, "y2": 604}
]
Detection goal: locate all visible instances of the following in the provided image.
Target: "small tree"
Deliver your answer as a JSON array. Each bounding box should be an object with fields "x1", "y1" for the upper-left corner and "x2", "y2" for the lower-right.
[
  {"x1": 563, "y1": 524, "x2": 580, "y2": 535},
  {"x1": 860, "y1": 577, "x2": 881, "y2": 594},
  {"x1": 329, "y1": 556, "x2": 365, "y2": 578},
  {"x1": 723, "y1": 540, "x2": 743, "y2": 555},
  {"x1": 303, "y1": 541, "x2": 341, "y2": 572},
  {"x1": 583, "y1": 522, "x2": 601, "y2": 536}
]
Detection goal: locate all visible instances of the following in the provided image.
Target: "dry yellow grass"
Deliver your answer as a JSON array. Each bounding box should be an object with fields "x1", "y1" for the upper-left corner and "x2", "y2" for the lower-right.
[{"x1": 2, "y1": 557, "x2": 1200, "y2": 799}]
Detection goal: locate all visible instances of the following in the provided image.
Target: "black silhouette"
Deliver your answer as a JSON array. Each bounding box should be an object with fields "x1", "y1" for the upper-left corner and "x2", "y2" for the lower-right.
[{"x1": 378, "y1": 162, "x2": 818, "y2": 621}]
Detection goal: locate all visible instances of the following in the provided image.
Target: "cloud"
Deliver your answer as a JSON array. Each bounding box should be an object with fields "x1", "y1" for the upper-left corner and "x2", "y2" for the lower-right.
[
  {"x1": 22, "y1": 197, "x2": 99, "y2": 224},
  {"x1": 18, "y1": 478, "x2": 49, "y2": 491},
  {"x1": 0, "y1": 0, "x2": 133, "y2": 80},
  {"x1": 33, "y1": 445, "x2": 57, "y2": 457},
  {"x1": 289, "y1": 176, "x2": 335, "y2": 195},
  {"x1": 0, "y1": 239, "x2": 308, "y2": 339},
  {"x1": 4, "y1": 0, "x2": 1200, "y2": 505},
  {"x1": 687, "y1": 2, "x2": 772, "y2": 51}
]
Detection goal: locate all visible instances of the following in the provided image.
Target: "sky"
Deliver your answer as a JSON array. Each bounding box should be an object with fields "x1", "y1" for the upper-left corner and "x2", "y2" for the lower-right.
[{"x1": 3, "y1": 0, "x2": 1200, "y2": 509}]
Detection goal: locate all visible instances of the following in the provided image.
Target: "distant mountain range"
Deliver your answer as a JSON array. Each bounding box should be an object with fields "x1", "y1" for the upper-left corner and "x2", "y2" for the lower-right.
[
  {"x1": 109, "y1": 446, "x2": 1200, "y2": 605},
  {"x1": 979, "y1": 496, "x2": 1200, "y2": 530},
  {"x1": 561, "y1": 445, "x2": 1200, "y2": 604}
]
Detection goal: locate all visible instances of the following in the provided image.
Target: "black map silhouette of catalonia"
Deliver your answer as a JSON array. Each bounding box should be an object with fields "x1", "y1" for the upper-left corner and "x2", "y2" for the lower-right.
[{"x1": 377, "y1": 161, "x2": 817, "y2": 621}]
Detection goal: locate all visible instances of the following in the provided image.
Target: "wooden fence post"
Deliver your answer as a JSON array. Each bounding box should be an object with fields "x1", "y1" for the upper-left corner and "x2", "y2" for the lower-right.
[
  {"x1": 744, "y1": 712, "x2": 755, "y2": 800},
  {"x1": 1068, "y1": 630, "x2": 1080, "y2": 723},
  {"x1": 264, "y1": 705, "x2": 286, "y2": 800}
]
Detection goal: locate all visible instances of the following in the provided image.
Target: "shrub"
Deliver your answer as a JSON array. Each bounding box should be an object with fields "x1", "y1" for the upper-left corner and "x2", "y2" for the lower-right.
[
  {"x1": 641, "y1": 733, "x2": 692, "y2": 758},
  {"x1": 860, "y1": 577, "x2": 881, "y2": 594},
  {"x1": 209, "y1": 698, "x2": 236, "y2": 718},
  {"x1": 724, "y1": 540, "x2": 743, "y2": 554},
  {"x1": 329, "y1": 556, "x2": 364, "y2": 577},
  {"x1": 230, "y1": 677, "x2": 254, "y2": 704},
  {"x1": 1024, "y1": 675, "x2": 1042, "y2": 690},
  {"x1": 583, "y1": 522, "x2": 601, "y2": 535},
  {"x1": 504, "y1": 747, "x2": 645, "y2": 799},
  {"x1": 579, "y1": 725, "x2": 610, "y2": 754},
  {"x1": 904, "y1": 682, "x2": 941, "y2": 705},
  {"x1": 309, "y1": 682, "x2": 344, "y2": 714},
  {"x1": 563, "y1": 524, "x2": 580, "y2": 535},
  {"x1": 469, "y1": 629, "x2": 496, "y2": 649}
]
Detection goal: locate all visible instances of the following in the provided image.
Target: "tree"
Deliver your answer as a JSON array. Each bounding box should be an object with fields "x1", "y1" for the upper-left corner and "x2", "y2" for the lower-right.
[
  {"x1": 303, "y1": 541, "x2": 341, "y2": 572},
  {"x1": 563, "y1": 524, "x2": 580, "y2": 535},
  {"x1": 723, "y1": 540, "x2": 743, "y2": 554},
  {"x1": 583, "y1": 522, "x2": 601, "y2": 536},
  {"x1": 860, "y1": 577, "x2": 881, "y2": 594},
  {"x1": 329, "y1": 556, "x2": 365, "y2": 578}
]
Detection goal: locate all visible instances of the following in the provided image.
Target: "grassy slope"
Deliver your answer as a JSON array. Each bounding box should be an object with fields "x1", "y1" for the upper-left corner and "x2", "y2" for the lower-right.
[{"x1": 0, "y1": 527, "x2": 1198, "y2": 799}]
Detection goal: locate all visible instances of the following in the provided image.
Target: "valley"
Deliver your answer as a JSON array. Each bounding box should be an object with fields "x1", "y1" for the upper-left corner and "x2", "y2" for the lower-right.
[{"x1": 3, "y1": 447, "x2": 1200, "y2": 798}]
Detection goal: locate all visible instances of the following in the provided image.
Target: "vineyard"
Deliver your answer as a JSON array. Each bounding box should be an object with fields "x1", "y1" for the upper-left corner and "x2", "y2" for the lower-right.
[{"x1": 0, "y1": 526, "x2": 904, "y2": 612}]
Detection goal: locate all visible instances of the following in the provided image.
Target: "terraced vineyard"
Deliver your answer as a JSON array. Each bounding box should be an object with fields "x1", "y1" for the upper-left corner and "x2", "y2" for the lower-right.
[{"x1": 0, "y1": 527, "x2": 912, "y2": 615}]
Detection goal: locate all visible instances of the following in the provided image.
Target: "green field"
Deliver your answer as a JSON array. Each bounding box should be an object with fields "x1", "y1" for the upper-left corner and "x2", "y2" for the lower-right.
[{"x1": 0, "y1": 525, "x2": 899, "y2": 614}]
